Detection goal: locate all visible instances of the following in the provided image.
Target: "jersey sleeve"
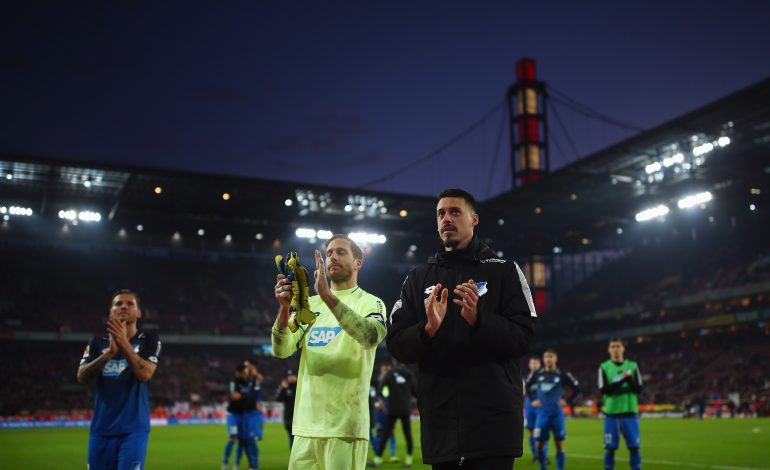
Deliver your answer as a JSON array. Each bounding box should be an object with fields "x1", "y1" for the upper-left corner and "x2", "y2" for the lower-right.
[
  {"x1": 386, "y1": 272, "x2": 432, "y2": 364},
  {"x1": 79, "y1": 337, "x2": 99, "y2": 366},
  {"x1": 139, "y1": 334, "x2": 162, "y2": 364}
]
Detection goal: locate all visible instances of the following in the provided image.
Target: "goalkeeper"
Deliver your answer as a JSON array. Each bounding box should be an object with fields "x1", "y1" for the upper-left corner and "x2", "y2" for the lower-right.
[{"x1": 272, "y1": 234, "x2": 387, "y2": 470}]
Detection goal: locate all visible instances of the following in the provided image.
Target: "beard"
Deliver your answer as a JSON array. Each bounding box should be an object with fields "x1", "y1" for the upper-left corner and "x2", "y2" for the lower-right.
[
  {"x1": 442, "y1": 237, "x2": 460, "y2": 249},
  {"x1": 327, "y1": 265, "x2": 353, "y2": 283}
]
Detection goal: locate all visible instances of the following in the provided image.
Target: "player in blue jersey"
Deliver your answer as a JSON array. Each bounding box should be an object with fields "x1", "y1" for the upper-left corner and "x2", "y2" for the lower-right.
[
  {"x1": 524, "y1": 355, "x2": 547, "y2": 461},
  {"x1": 223, "y1": 363, "x2": 249, "y2": 470},
  {"x1": 77, "y1": 289, "x2": 161, "y2": 470},
  {"x1": 525, "y1": 349, "x2": 579, "y2": 470}
]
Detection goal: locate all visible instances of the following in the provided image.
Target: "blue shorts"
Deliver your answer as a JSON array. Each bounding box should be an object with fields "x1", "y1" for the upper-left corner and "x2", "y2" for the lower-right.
[
  {"x1": 240, "y1": 410, "x2": 263, "y2": 440},
  {"x1": 534, "y1": 411, "x2": 566, "y2": 442},
  {"x1": 226, "y1": 413, "x2": 241, "y2": 437},
  {"x1": 524, "y1": 399, "x2": 538, "y2": 431},
  {"x1": 88, "y1": 432, "x2": 149, "y2": 470},
  {"x1": 604, "y1": 414, "x2": 641, "y2": 449}
]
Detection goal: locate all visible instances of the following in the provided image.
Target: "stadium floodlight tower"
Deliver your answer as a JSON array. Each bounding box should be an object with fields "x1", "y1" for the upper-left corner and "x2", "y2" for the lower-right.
[
  {"x1": 507, "y1": 58, "x2": 552, "y2": 314},
  {"x1": 507, "y1": 58, "x2": 550, "y2": 188}
]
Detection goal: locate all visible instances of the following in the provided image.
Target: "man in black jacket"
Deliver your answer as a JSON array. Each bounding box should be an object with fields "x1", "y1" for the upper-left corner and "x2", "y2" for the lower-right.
[{"x1": 387, "y1": 188, "x2": 537, "y2": 470}]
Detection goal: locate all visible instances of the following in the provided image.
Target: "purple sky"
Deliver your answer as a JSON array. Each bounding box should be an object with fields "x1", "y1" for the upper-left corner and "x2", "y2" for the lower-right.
[{"x1": 2, "y1": 1, "x2": 769, "y2": 199}]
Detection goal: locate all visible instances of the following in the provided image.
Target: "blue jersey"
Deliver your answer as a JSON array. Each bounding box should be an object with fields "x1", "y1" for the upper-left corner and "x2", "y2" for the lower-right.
[
  {"x1": 524, "y1": 371, "x2": 540, "y2": 401},
  {"x1": 80, "y1": 331, "x2": 161, "y2": 436},
  {"x1": 526, "y1": 367, "x2": 579, "y2": 415},
  {"x1": 229, "y1": 376, "x2": 262, "y2": 414}
]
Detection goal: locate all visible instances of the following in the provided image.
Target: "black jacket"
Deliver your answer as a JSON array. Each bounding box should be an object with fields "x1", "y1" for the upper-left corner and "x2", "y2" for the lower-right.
[{"x1": 387, "y1": 236, "x2": 536, "y2": 464}]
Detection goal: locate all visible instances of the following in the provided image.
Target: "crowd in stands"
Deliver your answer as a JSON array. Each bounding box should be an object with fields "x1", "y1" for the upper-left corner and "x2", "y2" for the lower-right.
[{"x1": 3, "y1": 219, "x2": 769, "y2": 421}]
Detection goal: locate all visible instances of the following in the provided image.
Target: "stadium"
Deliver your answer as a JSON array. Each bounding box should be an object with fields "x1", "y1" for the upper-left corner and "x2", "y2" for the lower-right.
[{"x1": 2, "y1": 66, "x2": 769, "y2": 468}]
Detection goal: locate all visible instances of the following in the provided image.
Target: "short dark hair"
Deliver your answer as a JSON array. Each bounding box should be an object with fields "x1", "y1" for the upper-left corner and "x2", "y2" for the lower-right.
[
  {"x1": 609, "y1": 338, "x2": 624, "y2": 345},
  {"x1": 544, "y1": 348, "x2": 558, "y2": 355},
  {"x1": 325, "y1": 234, "x2": 363, "y2": 260},
  {"x1": 438, "y1": 188, "x2": 477, "y2": 213},
  {"x1": 111, "y1": 289, "x2": 141, "y2": 310}
]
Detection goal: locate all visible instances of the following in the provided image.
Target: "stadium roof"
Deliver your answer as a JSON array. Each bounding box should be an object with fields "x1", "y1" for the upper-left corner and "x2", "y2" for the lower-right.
[
  {"x1": 484, "y1": 77, "x2": 770, "y2": 257},
  {"x1": 2, "y1": 78, "x2": 769, "y2": 260}
]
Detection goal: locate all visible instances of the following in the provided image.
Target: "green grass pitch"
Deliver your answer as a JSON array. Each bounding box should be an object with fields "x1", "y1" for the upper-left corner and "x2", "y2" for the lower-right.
[{"x1": 1, "y1": 418, "x2": 768, "y2": 469}]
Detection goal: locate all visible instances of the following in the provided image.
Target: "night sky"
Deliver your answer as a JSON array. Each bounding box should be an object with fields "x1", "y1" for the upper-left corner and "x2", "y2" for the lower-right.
[{"x1": 2, "y1": 1, "x2": 769, "y2": 200}]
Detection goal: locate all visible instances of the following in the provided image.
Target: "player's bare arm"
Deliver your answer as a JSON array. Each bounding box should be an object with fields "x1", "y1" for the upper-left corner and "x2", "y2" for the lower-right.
[{"x1": 76, "y1": 349, "x2": 115, "y2": 383}]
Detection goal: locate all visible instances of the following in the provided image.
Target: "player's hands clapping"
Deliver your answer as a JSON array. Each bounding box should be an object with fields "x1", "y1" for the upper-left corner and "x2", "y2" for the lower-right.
[
  {"x1": 313, "y1": 250, "x2": 332, "y2": 300},
  {"x1": 424, "y1": 283, "x2": 448, "y2": 338},
  {"x1": 453, "y1": 280, "x2": 479, "y2": 326},
  {"x1": 106, "y1": 313, "x2": 131, "y2": 354}
]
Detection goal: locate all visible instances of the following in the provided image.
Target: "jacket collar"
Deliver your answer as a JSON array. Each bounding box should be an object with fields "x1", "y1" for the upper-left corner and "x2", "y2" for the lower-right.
[{"x1": 428, "y1": 234, "x2": 496, "y2": 265}]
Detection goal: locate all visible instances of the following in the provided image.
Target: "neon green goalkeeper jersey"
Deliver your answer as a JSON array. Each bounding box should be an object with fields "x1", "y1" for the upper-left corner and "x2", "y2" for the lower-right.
[{"x1": 271, "y1": 286, "x2": 387, "y2": 439}]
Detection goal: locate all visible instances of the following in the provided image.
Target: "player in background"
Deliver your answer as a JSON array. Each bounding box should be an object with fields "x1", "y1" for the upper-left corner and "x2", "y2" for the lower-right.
[
  {"x1": 370, "y1": 360, "x2": 417, "y2": 468},
  {"x1": 598, "y1": 339, "x2": 643, "y2": 470},
  {"x1": 369, "y1": 362, "x2": 397, "y2": 464},
  {"x1": 223, "y1": 363, "x2": 249, "y2": 470},
  {"x1": 275, "y1": 368, "x2": 298, "y2": 449},
  {"x1": 526, "y1": 349, "x2": 579, "y2": 470},
  {"x1": 77, "y1": 289, "x2": 161, "y2": 470},
  {"x1": 272, "y1": 235, "x2": 387, "y2": 469},
  {"x1": 524, "y1": 355, "x2": 548, "y2": 461}
]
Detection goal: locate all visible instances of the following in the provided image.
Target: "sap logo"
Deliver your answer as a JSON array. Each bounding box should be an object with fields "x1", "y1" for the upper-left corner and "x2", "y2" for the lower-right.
[
  {"x1": 103, "y1": 359, "x2": 128, "y2": 377},
  {"x1": 307, "y1": 327, "x2": 342, "y2": 347}
]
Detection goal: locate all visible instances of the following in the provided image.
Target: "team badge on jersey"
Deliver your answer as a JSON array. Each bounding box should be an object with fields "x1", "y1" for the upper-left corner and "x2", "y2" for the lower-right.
[
  {"x1": 307, "y1": 327, "x2": 342, "y2": 347},
  {"x1": 475, "y1": 281, "x2": 488, "y2": 296}
]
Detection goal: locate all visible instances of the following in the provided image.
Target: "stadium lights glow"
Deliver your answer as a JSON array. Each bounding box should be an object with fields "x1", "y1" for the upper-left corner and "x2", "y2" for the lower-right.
[
  {"x1": 284, "y1": 199, "x2": 293, "y2": 207},
  {"x1": 78, "y1": 211, "x2": 102, "y2": 222},
  {"x1": 222, "y1": 193, "x2": 231, "y2": 201},
  {"x1": 154, "y1": 186, "x2": 163, "y2": 195},
  {"x1": 136, "y1": 224, "x2": 144, "y2": 232},
  {"x1": 172, "y1": 232, "x2": 181, "y2": 241},
  {"x1": 645, "y1": 162, "x2": 662, "y2": 174},
  {"x1": 296, "y1": 228, "x2": 317, "y2": 239},
  {"x1": 552, "y1": 246, "x2": 562, "y2": 254},
  {"x1": 2, "y1": 206, "x2": 33, "y2": 217},
  {"x1": 692, "y1": 142, "x2": 714, "y2": 157},
  {"x1": 5, "y1": 174, "x2": 12, "y2": 180},
  {"x1": 118, "y1": 228, "x2": 127, "y2": 237},
  {"x1": 255, "y1": 233, "x2": 264, "y2": 240},
  {"x1": 198, "y1": 228, "x2": 205, "y2": 236},
  {"x1": 498, "y1": 218, "x2": 505, "y2": 226},
  {"x1": 749, "y1": 204, "x2": 756, "y2": 212},
  {"x1": 399, "y1": 210, "x2": 408, "y2": 218},
  {"x1": 348, "y1": 232, "x2": 386, "y2": 245},
  {"x1": 344, "y1": 205, "x2": 353, "y2": 212},
  {"x1": 58, "y1": 209, "x2": 101, "y2": 222},
  {"x1": 635, "y1": 205, "x2": 670, "y2": 222},
  {"x1": 225, "y1": 234, "x2": 232, "y2": 242},
  {"x1": 317, "y1": 230, "x2": 333, "y2": 240},
  {"x1": 717, "y1": 136, "x2": 731, "y2": 147},
  {"x1": 677, "y1": 191, "x2": 712, "y2": 209}
]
